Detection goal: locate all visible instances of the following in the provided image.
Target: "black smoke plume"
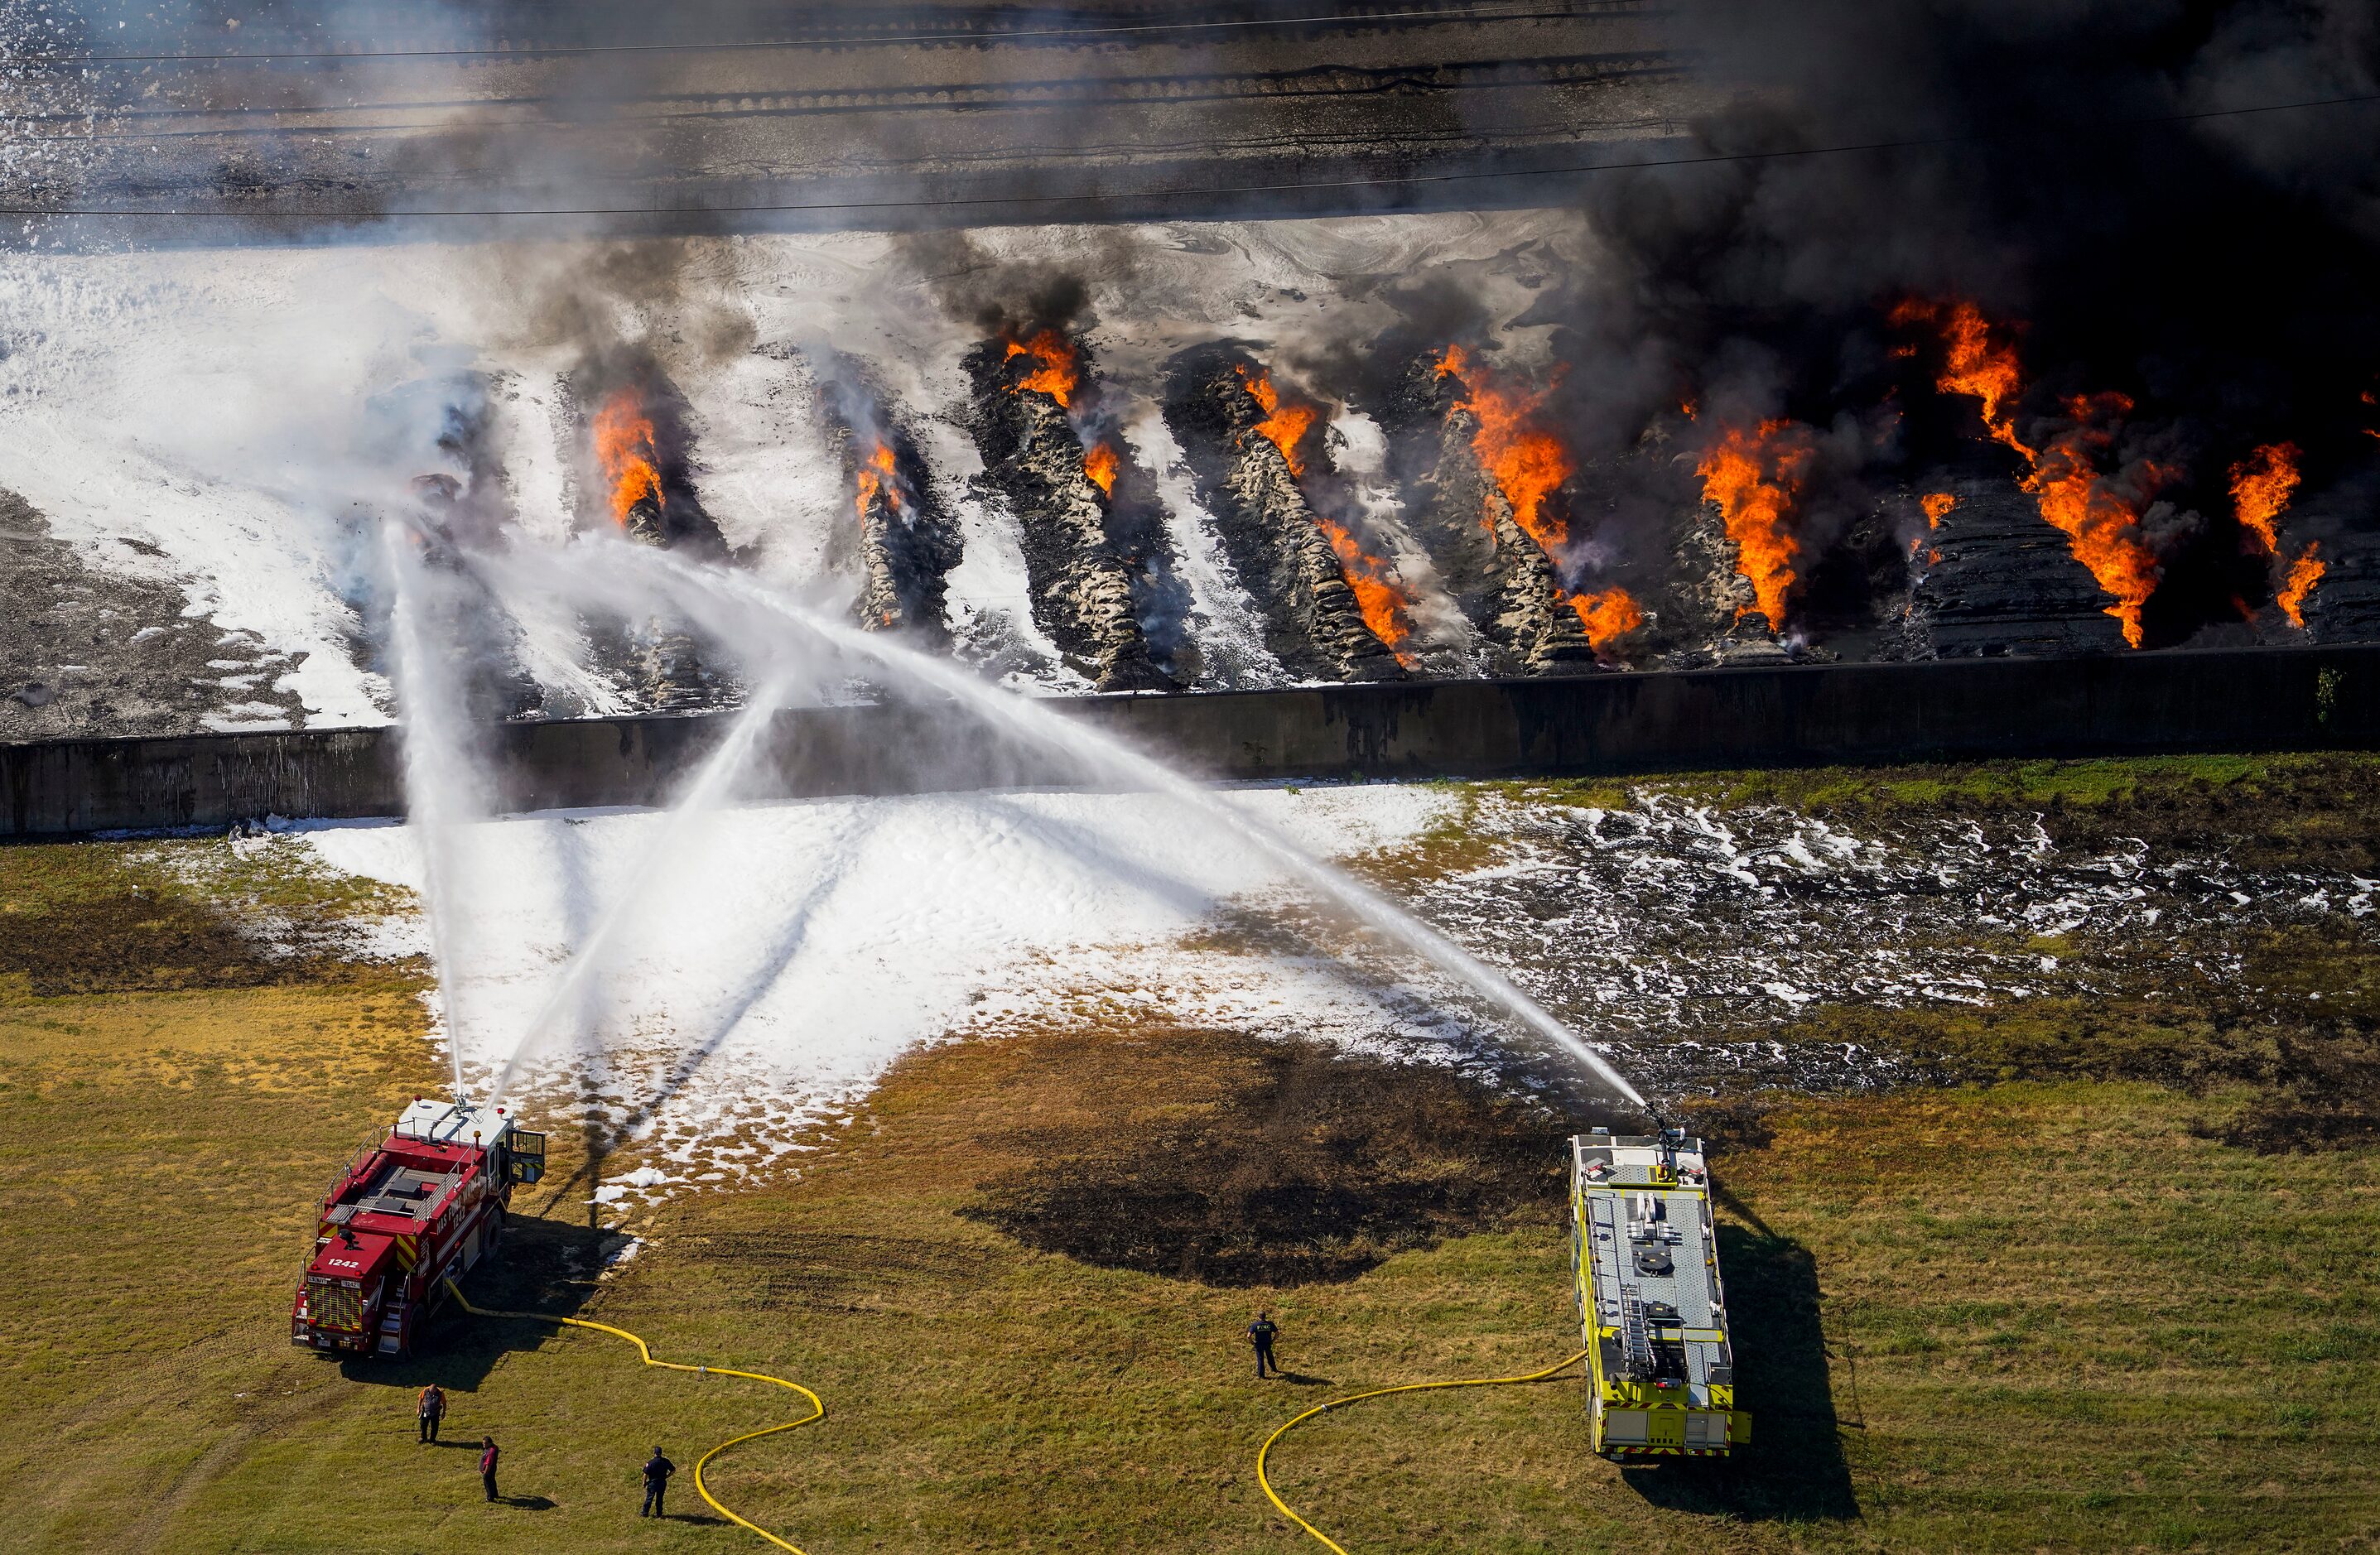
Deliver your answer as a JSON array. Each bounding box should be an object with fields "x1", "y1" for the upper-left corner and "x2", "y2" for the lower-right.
[{"x1": 1545, "y1": 0, "x2": 2380, "y2": 649}]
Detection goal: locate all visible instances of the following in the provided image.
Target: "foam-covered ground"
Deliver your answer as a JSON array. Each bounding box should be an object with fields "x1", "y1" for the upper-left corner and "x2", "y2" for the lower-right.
[
  {"x1": 1416, "y1": 786, "x2": 2378, "y2": 1093},
  {"x1": 0, "y1": 216, "x2": 1576, "y2": 729},
  {"x1": 295, "y1": 782, "x2": 1470, "y2": 1203}
]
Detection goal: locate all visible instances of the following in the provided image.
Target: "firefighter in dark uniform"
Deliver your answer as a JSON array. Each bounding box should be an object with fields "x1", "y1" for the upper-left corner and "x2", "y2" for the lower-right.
[
  {"x1": 1250, "y1": 1311, "x2": 1281, "y2": 1378},
  {"x1": 642, "y1": 1447, "x2": 677, "y2": 1517},
  {"x1": 417, "y1": 1384, "x2": 446, "y2": 1444}
]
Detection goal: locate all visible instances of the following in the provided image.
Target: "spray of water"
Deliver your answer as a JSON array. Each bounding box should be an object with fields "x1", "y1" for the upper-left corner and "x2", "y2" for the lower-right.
[
  {"x1": 488, "y1": 672, "x2": 799, "y2": 1104},
  {"x1": 484, "y1": 533, "x2": 1648, "y2": 1111},
  {"x1": 744, "y1": 585, "x2": 1647, "y2": 1110},
  {"x1": 377, "y1": 519, "x2": 487, "y2": 1103}
]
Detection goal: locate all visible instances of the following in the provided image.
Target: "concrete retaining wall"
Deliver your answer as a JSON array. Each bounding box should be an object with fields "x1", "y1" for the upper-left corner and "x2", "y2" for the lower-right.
[{"x1": 7, "y1": 646, "x2": 2377, "y2": 838}]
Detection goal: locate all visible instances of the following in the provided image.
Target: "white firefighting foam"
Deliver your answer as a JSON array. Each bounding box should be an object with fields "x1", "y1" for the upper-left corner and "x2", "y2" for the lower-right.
[{"x1": 300, "y1": 782, "x2": 1469, "y2": 1202}]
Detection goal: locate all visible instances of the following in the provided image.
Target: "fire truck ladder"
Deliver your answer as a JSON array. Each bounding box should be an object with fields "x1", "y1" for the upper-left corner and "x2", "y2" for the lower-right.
[
  {"x1": 377, "y1": 1294, "x2": 410, "y2": 1355},
  {"x1": 1618, "y1": 1286, "x2": 1654, "y2": 1379},
  {"x1": 444, "y1": 1280, "x2": 824, "y2": 1553}
]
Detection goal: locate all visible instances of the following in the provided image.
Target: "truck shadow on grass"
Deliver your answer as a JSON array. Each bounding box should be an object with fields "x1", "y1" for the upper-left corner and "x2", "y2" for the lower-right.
[
  {"x1": 334, "y1": 1213, "x2": 633, "y2": 1394},
  {"x1": 1621, "y1": 1212, "x2": 1860, "y2": 1524}
]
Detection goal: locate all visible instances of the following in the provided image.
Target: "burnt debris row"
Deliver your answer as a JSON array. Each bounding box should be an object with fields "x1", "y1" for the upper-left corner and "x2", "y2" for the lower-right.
[
  {"x1": 964, "y1": 325, "x2": 1185, "y2": 691},
  {"x1": 566, "y1": 354, "x2": 733, "y2": 711},
  {"x1": 1164, "y1": 344, "x2": 1409, "y2": 683},
  {"x1": 1388, "y1": 349, "x2": 1607, "y2": 676},
  {"x1": 821, "y1": 363, "x2": 964, "y2": 650}
]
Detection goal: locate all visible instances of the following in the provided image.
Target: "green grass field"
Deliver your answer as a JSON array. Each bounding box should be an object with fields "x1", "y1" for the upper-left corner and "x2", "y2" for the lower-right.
[{"x1": 4, "y1": 757, "x2": 2378, "y2": 1553}]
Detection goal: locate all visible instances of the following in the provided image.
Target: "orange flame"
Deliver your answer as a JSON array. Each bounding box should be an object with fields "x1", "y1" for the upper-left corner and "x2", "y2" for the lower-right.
[
  {"x1": 2278, "y1": 543, "x2": 2325, "y2": 628},
  {"x1": 1003, "y1": 329, "x2": 1080, "y2": 407},
  {"x1": 1315, "y1": 516, "x2": 1415, "y2": 662},
  {"x1": 592, "y1": 388, "x2": 665, "y2": 527},
  {"x1": 1236, "y1": 363, "x2": 1320, "y2": 478},
  {"x1": 1906, "y1": 301, "x2": 2166, "y2": 648},
  {"x1": 1437, "y1": 346, "x2": 1575, "y2": 548},
  {"x1": 854, "y1": 440, "x2": 901, "y2": 518},
  {"x1": 1083, "y1": 441, "x2": 1120, "y2": 498},
  {"x1": 1920, "y1": 492, "x2": 1956, "y2": 527},
  {"x1": 1568, "y1": 587, "x2": 1645, "y2": 657},
  {"x1": 1695, "y1": 419, "x2": 1815, "y2": 633},
  {"x1": 1235, "y1": 359, "x2": 1409, "y2": 657},
  {"x1": 1896, "y1": 299, "x2": 2031, "y2": 456},
  {"x1": 2019, "y1": 395, "x2": 2167, "y2": 648},
  {"x1": 2229, "y1": 441, "x2": 2301, "y2": 556},
  {"x1": 1438, "y1": 348, "x2": 1645, "y2": 653}
]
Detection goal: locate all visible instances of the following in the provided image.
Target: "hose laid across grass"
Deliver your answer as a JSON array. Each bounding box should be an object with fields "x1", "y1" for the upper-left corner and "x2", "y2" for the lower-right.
[
  {"x1": 1255, "y1": 1349, "x2": 1588, "y2": 1554},
  {"x1": 444, "y1": 1278, "x2": 824, "y2": 1553}
]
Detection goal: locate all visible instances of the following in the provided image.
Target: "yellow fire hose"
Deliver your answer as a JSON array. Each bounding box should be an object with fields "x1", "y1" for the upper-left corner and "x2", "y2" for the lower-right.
[
  {"x1": 1255, "y1": 1350, "x2": 1587, "y2": 1554},
  {"x1": 443, "y1": 1279, "x2": 824, "y2": 1553}
]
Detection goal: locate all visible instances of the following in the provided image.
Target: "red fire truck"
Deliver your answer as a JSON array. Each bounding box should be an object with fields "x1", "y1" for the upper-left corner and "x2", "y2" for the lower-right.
[{"x1": 292, "y1": 1097, "x2": 546, "y2": 1358}]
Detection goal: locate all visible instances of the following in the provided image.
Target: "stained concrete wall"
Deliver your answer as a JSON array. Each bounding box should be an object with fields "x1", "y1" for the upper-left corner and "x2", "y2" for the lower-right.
[{"x1": 6, "y1": 646, "x2": 2377, "y2": 838}]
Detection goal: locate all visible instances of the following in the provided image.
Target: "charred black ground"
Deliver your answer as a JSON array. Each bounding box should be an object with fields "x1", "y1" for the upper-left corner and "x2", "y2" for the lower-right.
[
  {"x1": 963, "y1": 1029, "x2": 1575, "y2": 1288},
  {"x1": 0, "y1": 491, "x2": 308, "y2": 740},
  {"x1": 0, "y1": 840, "x2": 404, "y2": 994},
  {"x1": 1518, "y1": 753, "x2": 2380, "y2": 1153}
]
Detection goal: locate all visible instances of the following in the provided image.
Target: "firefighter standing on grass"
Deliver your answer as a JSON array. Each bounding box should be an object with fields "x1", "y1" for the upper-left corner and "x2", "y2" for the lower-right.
[
  {"x1": 479, "y1": 1436, "x2": 500, "y2": 1502},
  {"x1": 1250, "y1": 1311, "x2": 1281, "y2": 1378},
  {"x1": 642, "y1": 1447, "x2": 677, "y2": 1517},
  {"x1": 417, "y1": 1384, "x2": 446, "y2": 1444}
]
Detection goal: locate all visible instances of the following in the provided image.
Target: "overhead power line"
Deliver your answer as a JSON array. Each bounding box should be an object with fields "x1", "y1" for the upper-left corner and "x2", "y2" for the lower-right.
[{"x1": 2, "y1": 89, "x2": 2373, "y2": 223}]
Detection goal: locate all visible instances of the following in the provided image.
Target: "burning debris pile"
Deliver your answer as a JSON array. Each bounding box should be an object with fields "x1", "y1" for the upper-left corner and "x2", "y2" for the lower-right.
[
  {"x1": 2231, "y1": 442, "x2": 2325, "y2": 633},
  {"x1": 964, "y1": 323, "x2": 1185, "y2": 691},
  {"x1": 1514, "y1": 2, "x2": 2380, "y2": 662},
  {"x1": 357, "y1": 123, "x2": 2380, "y2": 721},
  {"x1": 1906, "y1": 471, "x2": 2132, "y2": 657},
  {"x1": 1366, "y1": 348, "x2": 1645, "y2": 674},
  {"x1": 575, "y1": 361, "x2": 725, "y2": 556},
  {"x1": 822, "y1": 368, "x2": 963, "y2": 648},
  {"x1": 569, "y1": 359, "x2": 732, "y2": 709},
  {"x1": 1888, "y1": 301, "x2": 2173, "y2": 652},
  {"x1": 1164, "y1": 345, "x2": 1411, "y2": 681},
  {"x1": 354, "y1": 181, "x2": 2377, "y2": 727},
  {"x1": 1676, "y1": 407, "x2": 1912, "y2": 662}
]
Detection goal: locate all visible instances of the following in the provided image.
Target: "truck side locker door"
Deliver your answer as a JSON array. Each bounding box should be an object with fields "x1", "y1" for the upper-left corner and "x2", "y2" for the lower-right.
[{"x1": 505, "y1": 1131, "x2": 547, "y2": 1184}]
